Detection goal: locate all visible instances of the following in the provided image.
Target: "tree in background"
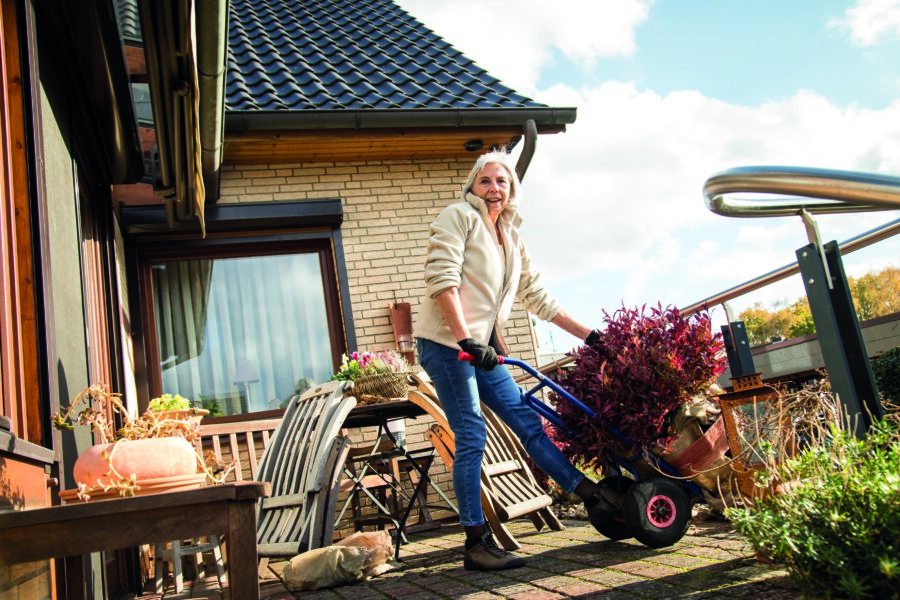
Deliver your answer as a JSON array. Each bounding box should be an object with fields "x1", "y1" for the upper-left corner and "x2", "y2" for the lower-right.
[
  {"x1": 739, "y1": 266, "x2": 899, "y2": 346},
  {"x1": 849, "y1": 266, "x2": 900, "y2": 320}
]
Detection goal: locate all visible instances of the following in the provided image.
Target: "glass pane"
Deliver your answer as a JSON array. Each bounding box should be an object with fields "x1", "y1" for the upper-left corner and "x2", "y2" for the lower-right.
[{"x1": 152, "y1": 253, "x2": 334, "y2": 416}]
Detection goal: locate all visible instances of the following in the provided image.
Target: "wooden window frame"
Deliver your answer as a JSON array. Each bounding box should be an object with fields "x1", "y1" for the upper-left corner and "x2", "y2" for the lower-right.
[
  {"x1": 134, "y1": 235, "x2": 351, "y2": 411},
  {"x1": 0, "y1": 0, "x2": 41, "y2": 443}
]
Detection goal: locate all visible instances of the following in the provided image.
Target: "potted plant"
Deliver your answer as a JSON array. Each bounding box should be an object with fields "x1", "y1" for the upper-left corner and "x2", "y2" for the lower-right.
[
  {"x1": 53, "y1": 385, "x2": 229, "y2": 501},
  {"x1": 331, "y1": 349, "x2": 410, "y2": 405},
  {"x1": 146, "y1": 392, "x2": 209, "y2": 425}
]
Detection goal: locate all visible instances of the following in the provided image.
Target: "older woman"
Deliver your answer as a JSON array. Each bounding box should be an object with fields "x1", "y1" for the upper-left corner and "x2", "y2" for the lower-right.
[{"x1": 414, "y1": 150, "x2": 621, "y2": 571}]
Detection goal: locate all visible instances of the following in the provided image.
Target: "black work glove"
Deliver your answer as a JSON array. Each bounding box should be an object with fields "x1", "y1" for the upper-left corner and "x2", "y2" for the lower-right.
[
  {"x1": 458, "y1": 338, "x2": 499, "y2": 371},
  {"x1": 584, "y1": 329, "x2": 602, "y2": 347}
]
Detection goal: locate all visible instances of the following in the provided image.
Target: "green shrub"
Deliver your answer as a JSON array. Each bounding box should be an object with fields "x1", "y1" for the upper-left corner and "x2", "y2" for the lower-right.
[
  {"x1": 726, "y1": 418, "x2": 900, "y2": 599},
  {"x1": 872, "y1": 346, "x2": 900, "y2": 404}
]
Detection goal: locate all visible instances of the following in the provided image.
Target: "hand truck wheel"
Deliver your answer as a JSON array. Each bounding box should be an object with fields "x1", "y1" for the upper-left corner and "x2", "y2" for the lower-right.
[{"x1": 623, "y1": 476, "x2": 691, "y2": 548}]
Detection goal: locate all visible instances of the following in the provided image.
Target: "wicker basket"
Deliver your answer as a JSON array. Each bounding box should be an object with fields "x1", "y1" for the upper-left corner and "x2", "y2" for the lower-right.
[{"x1": 352, "y1": 372, "x2": 409, "y2": 405}]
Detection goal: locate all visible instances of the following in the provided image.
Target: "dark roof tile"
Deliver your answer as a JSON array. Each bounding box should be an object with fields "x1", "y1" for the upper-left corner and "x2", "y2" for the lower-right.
[{"x1": 226, "y1": 0, "x2": 545, "y2": 112}]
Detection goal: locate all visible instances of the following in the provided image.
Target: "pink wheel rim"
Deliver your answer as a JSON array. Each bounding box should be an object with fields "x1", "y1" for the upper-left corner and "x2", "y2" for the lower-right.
[{"x1": 646, "y1": 494, "x2": 676, "y2": 528}]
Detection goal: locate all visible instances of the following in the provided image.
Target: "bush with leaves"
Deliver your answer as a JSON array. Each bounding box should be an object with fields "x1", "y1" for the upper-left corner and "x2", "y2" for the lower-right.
[
  {"x1": 872, "y1": 346, "x2": 900, "y2": 404},
  {"x1": 551, "y1": 304, "x2": 726, "y2": 468},
  {"x1": 726, "y1": 417, "x2": 900, "y2": 599}
]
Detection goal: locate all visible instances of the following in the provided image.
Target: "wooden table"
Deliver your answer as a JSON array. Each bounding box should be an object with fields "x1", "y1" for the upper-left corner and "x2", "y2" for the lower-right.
[{"x1": 0, "y1": 481, "x2": 269, "y2": 599}]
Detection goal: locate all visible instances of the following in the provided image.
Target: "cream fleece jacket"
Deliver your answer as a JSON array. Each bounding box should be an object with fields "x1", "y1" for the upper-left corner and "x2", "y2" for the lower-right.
[{"x1": 415, "y1": 191, "x2": 559, "y2": 348}]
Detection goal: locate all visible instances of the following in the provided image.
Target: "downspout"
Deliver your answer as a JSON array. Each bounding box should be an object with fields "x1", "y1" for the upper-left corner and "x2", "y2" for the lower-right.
[
  {"x1": 514, "y1": 119, "x2": 537, "y2": 182},
  {"x1": 196, "y1": 0, "x2": 228, "y2": 202}
]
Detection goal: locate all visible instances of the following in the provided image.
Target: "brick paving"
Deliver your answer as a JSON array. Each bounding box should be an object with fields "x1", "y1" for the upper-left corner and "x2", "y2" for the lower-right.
[
  {"x1": 144, "y1": 517, "x2": 801, "y2": 599},
  {"x1": 267, "y1": 517, "x2": 798, "y2": 600}
]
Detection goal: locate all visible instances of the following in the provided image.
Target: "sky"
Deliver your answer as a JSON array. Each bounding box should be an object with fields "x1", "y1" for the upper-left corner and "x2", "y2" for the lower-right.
[{"x1": 396, "y1": 0, "x2": 900, "y2": 355}]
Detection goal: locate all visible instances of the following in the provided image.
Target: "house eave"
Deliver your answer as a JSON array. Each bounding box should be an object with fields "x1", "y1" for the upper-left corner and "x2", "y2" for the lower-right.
[{"x1": 225, "y1": 107, "x2": 577, "y2": 132}]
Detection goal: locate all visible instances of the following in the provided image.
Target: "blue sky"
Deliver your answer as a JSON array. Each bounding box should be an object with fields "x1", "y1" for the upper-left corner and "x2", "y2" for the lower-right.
[{"x1": 397, "y1": 0, "x2": 900, "y2": 355}]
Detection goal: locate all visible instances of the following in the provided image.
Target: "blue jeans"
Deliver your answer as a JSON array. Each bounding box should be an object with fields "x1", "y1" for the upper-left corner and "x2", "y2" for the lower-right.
[{"x1": 416, "y1": 337, "x2": 586, "y2": 526}]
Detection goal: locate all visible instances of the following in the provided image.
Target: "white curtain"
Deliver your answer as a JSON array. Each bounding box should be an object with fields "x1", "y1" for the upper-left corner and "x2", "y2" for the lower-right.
[{"x1": 154, "y1": 253, "x2": 335, "y2": 415}]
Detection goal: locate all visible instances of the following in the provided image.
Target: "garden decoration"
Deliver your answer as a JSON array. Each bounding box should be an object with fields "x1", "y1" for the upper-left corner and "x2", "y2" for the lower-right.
[
  {"x1": 146, "y1": 392, "x2": 209, "y2": 425},
  {"x1": 53, "y1": 385, "x2": 233, "y2": 501},
  {"x1": 331, "y1": 349, "x2": 410, "y2": 405}
]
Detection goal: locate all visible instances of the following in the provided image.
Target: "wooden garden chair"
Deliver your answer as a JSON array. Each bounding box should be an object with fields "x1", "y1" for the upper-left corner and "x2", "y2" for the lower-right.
[
  {"x1": 407, "y1": 373, "x2": 563, "y2": 551},
  {"x1": 254, "y1": 380, "x2": 356, "y2": 560}
]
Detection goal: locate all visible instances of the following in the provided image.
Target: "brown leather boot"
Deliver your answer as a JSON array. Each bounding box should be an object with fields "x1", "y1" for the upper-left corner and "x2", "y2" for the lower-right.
[{"x1": 463, "y1": 532, "x2": 526, "y2": 571}]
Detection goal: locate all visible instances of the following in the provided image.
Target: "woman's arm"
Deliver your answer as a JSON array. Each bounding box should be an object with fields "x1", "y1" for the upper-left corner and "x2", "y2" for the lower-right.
[
  {"x1": 434, "y1": 286, "x2": 471, "y2": 343},
  {"x1": 550, "y1": 307, "x2": 592, "y2": 341}
]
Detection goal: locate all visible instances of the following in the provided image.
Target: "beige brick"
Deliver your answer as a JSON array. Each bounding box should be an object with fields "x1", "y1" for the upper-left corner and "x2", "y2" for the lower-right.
[
  {"x1": 289, "y1": 167, "x2": 328, "y2": 176},
  {"x1": 358, "y1": 165, "x2": 390, "y2": 174},
  {"x1": 239, "y1": 193, "x2": 276, "y2": 202},
  {"x1": 284, "y1": 175, "x2": 322, "y2": 185},
  {"x1": 324, "y1": 166, "x2": 359, "y2": 175}
]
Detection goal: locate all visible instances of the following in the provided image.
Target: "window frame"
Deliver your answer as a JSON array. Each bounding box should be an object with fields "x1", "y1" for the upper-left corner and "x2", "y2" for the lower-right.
[{"x1": 134, "y1": 233, "x2": 353, "y2": 412}]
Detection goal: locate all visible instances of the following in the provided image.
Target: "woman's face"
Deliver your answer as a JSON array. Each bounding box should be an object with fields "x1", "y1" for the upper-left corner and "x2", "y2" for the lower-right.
[{"x1": 472, "y1": 163, "x2": 511, "y2": 222}]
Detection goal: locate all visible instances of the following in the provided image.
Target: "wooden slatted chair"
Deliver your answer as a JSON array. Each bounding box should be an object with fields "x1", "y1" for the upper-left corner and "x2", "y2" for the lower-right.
[
  {"x1": 407, "y1": 373, "x2": 563, "y2": 550},
  {"x1": 195, "y1": 417, "x2": 282, "y2": 482},
  {"x1": 254, "y1": 380, "x2": 356, "y2": 559}
]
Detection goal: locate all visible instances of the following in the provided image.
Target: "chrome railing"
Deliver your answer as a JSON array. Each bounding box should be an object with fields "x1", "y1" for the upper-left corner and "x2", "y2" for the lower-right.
[{"x1": 679, "y1": 216, "x2": 900, "y2": 317}]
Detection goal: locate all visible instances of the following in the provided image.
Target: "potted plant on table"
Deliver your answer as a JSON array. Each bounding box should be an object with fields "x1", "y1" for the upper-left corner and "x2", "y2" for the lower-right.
[
  {"x1": 146, "y1": 393, "x2": 209, "y2": 425},
  {"x1": 331, "y1": 349, "x2": 410, "y2": 405},
  {"x1": 53, "y1": 385, "x2": 229, "y2": 501}
]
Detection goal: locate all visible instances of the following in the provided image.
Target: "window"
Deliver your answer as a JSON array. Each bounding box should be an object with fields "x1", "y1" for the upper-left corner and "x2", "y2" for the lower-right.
[{"x1": 143, "y1": 242, "x2": 348, "y2": 417}]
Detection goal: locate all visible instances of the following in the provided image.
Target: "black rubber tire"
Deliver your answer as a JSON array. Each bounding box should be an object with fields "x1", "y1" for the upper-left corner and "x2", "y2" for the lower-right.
[
  {"x1": 623, "y1": 476, "x2": 691, "y2": 548},
  {"x1": 588, "y1": 476, "x2": 633, "y2": 541}
]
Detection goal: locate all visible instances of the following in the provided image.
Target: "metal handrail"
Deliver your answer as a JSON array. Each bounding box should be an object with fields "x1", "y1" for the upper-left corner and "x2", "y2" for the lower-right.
[{"x1": 704, "y1": 166, "x2": 900, "y2": 217}]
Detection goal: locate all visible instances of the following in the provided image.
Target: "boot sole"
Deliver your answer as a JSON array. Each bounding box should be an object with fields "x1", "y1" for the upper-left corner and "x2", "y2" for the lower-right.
[{"x1": 463, "y1": 558, "x2": 526, "y2": 571}]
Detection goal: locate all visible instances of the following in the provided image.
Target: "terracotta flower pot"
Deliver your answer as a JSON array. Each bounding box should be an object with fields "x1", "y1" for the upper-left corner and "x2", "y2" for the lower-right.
[{"x1": 73, "y1": 436, "x2": 199, "y2": 489}]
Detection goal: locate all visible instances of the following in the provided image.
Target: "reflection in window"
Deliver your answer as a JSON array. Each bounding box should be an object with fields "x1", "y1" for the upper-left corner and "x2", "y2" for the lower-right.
[{"x1": 152, "y1": 253, "x2": 334, "y2": 416}]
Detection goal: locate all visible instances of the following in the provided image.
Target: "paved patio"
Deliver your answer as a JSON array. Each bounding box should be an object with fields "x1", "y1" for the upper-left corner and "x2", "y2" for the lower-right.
[{"x1": 144, "y1": 515, "x2": 802, "y2": 599}]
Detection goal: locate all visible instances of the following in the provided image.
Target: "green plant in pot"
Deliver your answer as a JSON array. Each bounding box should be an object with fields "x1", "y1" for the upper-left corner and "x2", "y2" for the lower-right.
[
  {"x1": 53, "y1": 385, "x2": 229, "y2": 501},
  {"x1": 146, "y1": 392, "x2": 209, "y2": 425}
]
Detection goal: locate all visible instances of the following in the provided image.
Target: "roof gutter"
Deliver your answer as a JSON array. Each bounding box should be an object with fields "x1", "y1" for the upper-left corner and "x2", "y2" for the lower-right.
[
  {"x1": 225, "y1": 107, "x2": 577, "y2": 131},
  {"x1": 196, "y1": 0, "x2": 229, "y2": 202}
]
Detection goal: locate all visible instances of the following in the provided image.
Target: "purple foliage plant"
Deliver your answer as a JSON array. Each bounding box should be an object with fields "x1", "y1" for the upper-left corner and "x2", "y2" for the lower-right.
[{"x1": 550, "y1": 303, "x2": 726, "y2": 469}]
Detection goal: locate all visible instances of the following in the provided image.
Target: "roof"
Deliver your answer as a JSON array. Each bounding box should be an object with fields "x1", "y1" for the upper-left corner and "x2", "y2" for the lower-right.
[{"x1": 226, "y1": 0, "x2": 550, "y2": 113}]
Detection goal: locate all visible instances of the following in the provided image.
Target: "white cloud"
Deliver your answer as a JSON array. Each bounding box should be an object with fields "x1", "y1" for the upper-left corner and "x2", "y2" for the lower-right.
[
  {"x1": 829, "y1": 0, "x2": 900, "y2": 46},
  {"x1": 395, "y1": 0, "x2": 652, "y2": 94}
]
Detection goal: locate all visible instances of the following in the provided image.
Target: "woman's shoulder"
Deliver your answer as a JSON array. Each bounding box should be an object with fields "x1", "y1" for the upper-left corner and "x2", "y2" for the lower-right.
[{"x1": 433, "y1": 200, "x2": 480, "y2": 225}]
